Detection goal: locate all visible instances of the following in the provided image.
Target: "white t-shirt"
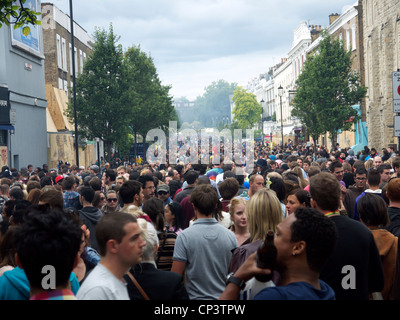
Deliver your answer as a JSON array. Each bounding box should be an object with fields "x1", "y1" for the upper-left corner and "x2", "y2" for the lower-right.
[{"x1": 76, "y1": 263, "x2": 129, "y2": 300}]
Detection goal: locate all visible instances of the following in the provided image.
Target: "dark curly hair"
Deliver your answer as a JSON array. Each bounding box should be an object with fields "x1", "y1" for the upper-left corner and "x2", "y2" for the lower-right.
[
  {"x1": 291, "y1": 207, "x2": 337, "y2": 273},
  {"x1": 14, "y1": 208, "x2": 82, "y2": 289}
]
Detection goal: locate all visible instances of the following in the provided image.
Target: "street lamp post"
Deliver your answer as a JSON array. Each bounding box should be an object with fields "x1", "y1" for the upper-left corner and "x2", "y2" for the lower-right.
[
  {"x1": 70, "y1": 0, "x2": 79, "y2": 167},
  {"x1": 278, "y1": 85, "x2": 284, "y2": 148}
]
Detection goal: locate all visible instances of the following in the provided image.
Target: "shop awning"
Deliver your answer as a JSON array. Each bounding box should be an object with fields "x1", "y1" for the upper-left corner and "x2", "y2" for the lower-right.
[{"x1": 0, "y1": 125, "x2": 14, "y2": 131}]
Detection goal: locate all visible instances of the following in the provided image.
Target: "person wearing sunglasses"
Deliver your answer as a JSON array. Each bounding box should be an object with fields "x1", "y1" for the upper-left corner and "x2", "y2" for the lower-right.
[
  {"x1": 101, "y1": 190, "x2": 121, "y2": 215},
  {"x1": 156, "y1": 184, "x2": 172, "y2": 206}
]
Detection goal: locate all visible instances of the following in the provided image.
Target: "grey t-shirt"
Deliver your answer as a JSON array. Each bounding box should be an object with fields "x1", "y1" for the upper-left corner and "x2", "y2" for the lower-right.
[
  {"x1": 76, "y1": 263, "x2": 129, "y2": 300},
  {"x1": 173, "y1": 218, "x2": 238, "y2": 300}
]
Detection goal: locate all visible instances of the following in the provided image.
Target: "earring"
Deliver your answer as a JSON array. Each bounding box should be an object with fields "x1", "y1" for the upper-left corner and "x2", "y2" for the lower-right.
[{"x1": 292, "y1": 252, "x2": 296, "y2": 256}]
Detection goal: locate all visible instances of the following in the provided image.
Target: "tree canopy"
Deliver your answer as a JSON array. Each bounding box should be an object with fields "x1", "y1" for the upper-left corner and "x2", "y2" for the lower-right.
[
  {"x1": 231, "y1": 86, "x2": 263, "y2": 130},
  {"x1": 65, "y1": 25, "x2": 177, "y2": 161},
  {"x1": 291, "y1": 31, "x2": 367, "y2": 147},
  {"x1": 191, "y1": 80, "x2": 237, "y2": 127}
]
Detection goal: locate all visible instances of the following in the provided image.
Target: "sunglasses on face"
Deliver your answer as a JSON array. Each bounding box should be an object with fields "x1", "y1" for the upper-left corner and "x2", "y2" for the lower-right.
[
  {"x1": 158, "y1": 191, "x2": 168, "y2": 195},
  {"x1": 107, "y1": 198, "x2": 118, "y2": 202}
]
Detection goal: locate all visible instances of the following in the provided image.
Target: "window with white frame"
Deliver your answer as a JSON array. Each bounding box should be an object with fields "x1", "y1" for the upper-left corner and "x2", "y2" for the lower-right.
[
  {"x1": 79, "y1": 49, "x2": 83, "y2": 73},
  {"x1": 74, "y1": 47, "x2": 78, "y2": 74},
  {"x1": 64, "y1": 80, "x2": 68, "y2": 96},
  {"x1": 69, "y1": 43, "x2": 73, "y2": 74},
  {"x1": 56, "y1": 34, "x2": 62, "y2": 69},
  {"x1": 346, "y1": 29, "x2": 351, "y2": 50},
  {"x1": 351, "y1": 24, "x2": 357, "y2": 50},
  {"x1": 58, "y1": 78, "x2": 63, "y2": 90},
  {"x1": 62, "y1": 38, "x2": 67, "y2": 71}
]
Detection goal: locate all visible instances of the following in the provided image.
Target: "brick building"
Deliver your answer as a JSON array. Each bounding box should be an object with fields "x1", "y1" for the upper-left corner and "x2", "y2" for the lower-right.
[
  {"x1": 361, "y1": 0, "x2": 400, "y2": 150},
  {"x1": 41, "y1": 2, "x2": 96, "y2": 168}
]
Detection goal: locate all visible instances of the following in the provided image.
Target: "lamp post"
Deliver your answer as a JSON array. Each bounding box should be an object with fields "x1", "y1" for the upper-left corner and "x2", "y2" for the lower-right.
[
  {"x1": 260, "y1": 99, "x2": 264, "y2": 133},
  {"x1": 70, "y1": 0, "x2": 79, "y2": 167},
  {"x1": 278, "y1": 85, "x2": 284, "y2": 148}
]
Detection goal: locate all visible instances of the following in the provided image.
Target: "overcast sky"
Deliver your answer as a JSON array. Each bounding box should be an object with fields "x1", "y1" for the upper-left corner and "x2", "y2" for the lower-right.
[{"x1": 50, "y1": 0, "x2": 356, "y2": 101}]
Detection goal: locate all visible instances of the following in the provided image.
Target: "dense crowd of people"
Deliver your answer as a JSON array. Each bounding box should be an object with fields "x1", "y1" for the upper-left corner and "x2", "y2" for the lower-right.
[{"x1": 0, "y1": 141, "x2": 400, "y2": 300}]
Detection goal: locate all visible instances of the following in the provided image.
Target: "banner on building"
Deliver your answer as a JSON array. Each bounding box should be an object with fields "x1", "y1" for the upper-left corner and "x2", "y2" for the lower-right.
[{"x1": 0, "y1": 147, "x2": 8, "y2": 168}]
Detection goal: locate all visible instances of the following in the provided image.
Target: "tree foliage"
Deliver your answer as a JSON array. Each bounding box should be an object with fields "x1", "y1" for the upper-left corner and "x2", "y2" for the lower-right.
[
  {"x1": 192, "y1": 80, "x2": 237, "y2": 127},
  {"x1": 123, "y1": 45, "x2": 177, "y2": 158},
  {"x1": 291, "y1": 31, "x2": 367, "y2": 147},
  {"x1": 232, "y1": 86, "x2": 263, "y2": 130},
  {"x1": 65, "y1": 25, "x2": 130, "y2": 161},
  {"x1": 0, "y1": 0, "x2": 41, "y2": 36},
  {"x1": 65, "y1": 25, "x2": 177, "y2": 161}
]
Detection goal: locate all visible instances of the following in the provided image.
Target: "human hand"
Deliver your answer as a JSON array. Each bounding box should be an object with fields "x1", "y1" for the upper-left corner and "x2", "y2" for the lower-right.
[{"x1": 234, "y1": 251, "x2": 272, "y2": 282}]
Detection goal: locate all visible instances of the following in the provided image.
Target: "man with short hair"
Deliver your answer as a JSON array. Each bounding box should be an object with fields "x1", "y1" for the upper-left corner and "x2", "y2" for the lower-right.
[
  {"x1": 388, "y1": 146, "x2": 397, "y2": 158},
  {"x1": 137, "y1": 175, "x2": 155, "y2": 204},
  {"x1": 76, "y1": 212, "x2": 146, "y2": 300},
  {"x1": 343, "y1": 167, "x2": 368, "y2": 219},
  {"x1": 220, "y1": 207, "x2": 337, "y2": 300},
  {"x1": 309, "y1": 172, "x2": 384, "y2": 300},
  {"x1": 0, "y1": 208, "x2": 81, "y2": 300},
  {"x1": 353, "y1": 168, "x2": 383, "y2": 221},
  {"x1": 174, "y1": 170, "x2": 199, "y2": 203},
  {"x1": 247, "y1": 174, "x2": 264, "y2": 198},
  {"x1": 378, "y1": 163, "x2": 392, "y2": 187},
  {"x1": 116, "y1": 166, "x2": 126, "y2": 177},
  {"x1": 119, "y1": 180, "x2": 144, "y2": 210},
  {"x1": 79, "y1": 186, "x2": 103, "y2": 252},
  {"x1": 171, "y1": 184, "x2": 237, "y2": 300},
  {"x1": 391, "y1": 157, "x2": 400, "y2": 178},
  {"x1": 89, "y1": 165, "x2": 102, "y2": 179},
  {"x1": 14, "y1": 209, "x2": 82, "y2": 299},
  {"x1": 329, "y1": 160, "x2": 347, "y2": 207},
  {"x1": 373, "y1": 156, "x2": 383, "y2": 169},
  {"x1": 62, "y1": 175, "x2": 81, "y2": 210},
  {"x1": 102, "y1": 169, "x2": 116, "y2": 193},
  {"x1": 384, "y1": 178, "x2": 400, "y2": 237}
]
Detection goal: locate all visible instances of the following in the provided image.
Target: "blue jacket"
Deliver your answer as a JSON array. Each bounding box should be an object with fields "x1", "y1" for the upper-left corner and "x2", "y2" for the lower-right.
[{"x1": 0, "y1": 267, "x2": 80, "y2": 300}]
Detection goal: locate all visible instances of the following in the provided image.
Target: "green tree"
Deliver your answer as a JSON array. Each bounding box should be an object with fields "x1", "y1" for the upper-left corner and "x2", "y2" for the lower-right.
[
  {"x1": 0, "y1": 0, "x2": 41, "y2": 35},
  {"x1": 65, "y1": 24, "x2": 129, "y2": 162},
  {"x1": 193, "y1": 79, "x2": 237, "y2": 127},
  {"x1": 231, "y1": 86, "x2": 263, "y2": 130},
  {"x1": 292, "y1": 31, "x2": 367, "y2": 148},
  {"x1": 123, "y1": 45, "x2": 177, "y2": 159}
]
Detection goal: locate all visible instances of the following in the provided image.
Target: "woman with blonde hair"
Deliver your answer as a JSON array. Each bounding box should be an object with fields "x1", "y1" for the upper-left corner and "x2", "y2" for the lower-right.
[
  {"x1": 228, "y1": 197, "x2": 249, "y2": 246},
  {"x1": 229, "y1": 188, "x2": 283, "y2": 273}
]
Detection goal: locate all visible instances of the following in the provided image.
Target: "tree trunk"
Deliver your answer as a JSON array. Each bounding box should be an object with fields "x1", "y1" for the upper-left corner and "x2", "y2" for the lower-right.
[
  {"x1": 134, "y1": 130, "x2": 138, "y2": 161},
  {"x1": 312, "y1": 135, "x2": 318, "y2": 161}
]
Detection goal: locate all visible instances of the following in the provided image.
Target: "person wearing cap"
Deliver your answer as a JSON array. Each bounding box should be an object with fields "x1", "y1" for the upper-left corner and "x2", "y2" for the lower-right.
[
  {"x1": 0, "y1": 166, "x2": 13, "y2": 180},
  {"x1": 255, "y1": 158, "x2": 268, "y2": 175},
  {"x1": 156, "y1": 184, "x2": 173, "y2": 206},
  {"x1": 55, "y1": 175, "x2": 64, "y2": 185}
]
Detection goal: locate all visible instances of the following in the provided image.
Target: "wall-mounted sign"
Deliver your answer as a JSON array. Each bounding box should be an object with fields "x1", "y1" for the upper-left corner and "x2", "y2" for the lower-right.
[
  {"x1": 10, "y1": 0, "x2": 43, "y2": 58},
  {"x1": 0, "y1": 87, "x2": 10, "y2": 125}
]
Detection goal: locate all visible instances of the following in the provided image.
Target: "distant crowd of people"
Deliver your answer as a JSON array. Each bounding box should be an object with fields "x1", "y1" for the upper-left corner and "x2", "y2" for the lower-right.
[{"x1": 0, "y1": 141, "x2": 399, "y2": 300}]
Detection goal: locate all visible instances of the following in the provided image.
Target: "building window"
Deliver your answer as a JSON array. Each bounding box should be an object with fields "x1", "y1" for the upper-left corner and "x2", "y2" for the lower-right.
[
  {"x1": 79, "y1": 49, "x2": 83, "y2": 73},
  {"x1": 64, "y1": 80, "x2": 68, "y2": 96},
  {"x1": 69, "y1": 43, "x2": 73, "y2": 74},
  {"x1": 351, "y1": 24, "x2": 357, "y2": 50},
  {"x1": 346, "y1": 29, "x2": 351, "y2": 50},
  {"x1": 74, "y1": 47, "x2": 78, "y2": 74},
  {"x1": 56, "y1": 34, "x2": 62, "y2": 69},
  {"x1": 62, "y1": 38, "x2": 67, "y2": 71},
  {"x1": 58, "y1": 78, "x2": 63, "y2": 90}
]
